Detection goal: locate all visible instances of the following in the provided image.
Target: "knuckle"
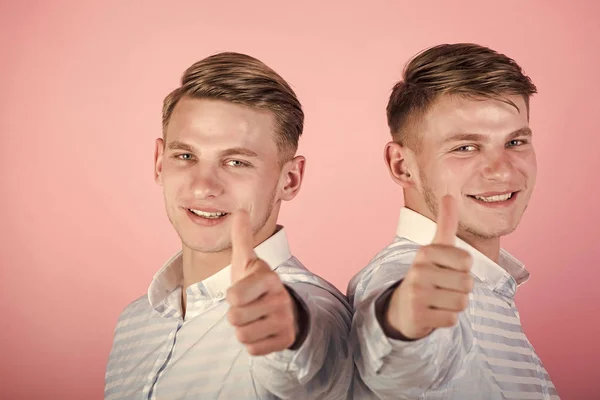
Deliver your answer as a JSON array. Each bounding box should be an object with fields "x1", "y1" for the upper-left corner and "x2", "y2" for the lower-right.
[
  {"x1": 246, "y1": 344, "x2": 262, "y2": 356},
  {"x1": 407, "y1": 265, "x2": 426, "y2": 284},
  {"x1": 265, "y1": 271, "x2": 281, "y2": 286},
  {"x1": 226, "y1": 288, "x2": 240, "y2": 306},
  {"x1": 227, "y1": 308, "x2": 240, "y2": 325},
  {"x1": 278, "y1": 291, "x2": 292, "y2": 307},
  {"x1": 407, "y1": 284, "x2": 424, "y2": 303},
  {"x1": 463, "y1": 275, "x2": 474, "y2": 292},
  {"x1": 446, "y1": 313, "x2": 458, "y2": 326},
  {"x1": 235, "y1": 328, "x2": 250, "y2": 344},
  {"x1": 277, "y1": 310, "x2": 294, "y2": 328},
  {"x1": 457, "y1": 294, "x2": 469, "y2": 310},
  {"x1": 286, "y1": 331, "x2": 296, "y2": 347},
  {"x1": 418, "y1": 246, "x2": 432, "y2": 261},
  {"x1": 458, "y1": 250, "x2": 473, "y2": 267}
]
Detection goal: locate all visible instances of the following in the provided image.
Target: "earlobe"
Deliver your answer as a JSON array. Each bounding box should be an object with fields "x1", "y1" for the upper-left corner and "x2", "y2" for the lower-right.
[
  {"x1": 280, "y1": 156, "x2": 305, "y2": 201},
  {"x1": 154, "y1": 138, "x2": 165, "y2": 185},
  {"x1": 384, "y1": 141, "x2": 414, "y2": 189}
]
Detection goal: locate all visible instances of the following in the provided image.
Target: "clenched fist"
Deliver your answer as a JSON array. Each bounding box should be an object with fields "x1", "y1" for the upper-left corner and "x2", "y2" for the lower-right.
[
  {"x1": 226, "y1": 210, "x2": 300, "y2": 356},
  {"x1": 384, "y1": 195, "x2": 474, "y2": 340}
]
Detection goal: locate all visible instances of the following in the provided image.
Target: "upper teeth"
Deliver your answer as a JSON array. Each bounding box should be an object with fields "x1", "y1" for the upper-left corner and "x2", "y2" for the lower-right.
[
  {"x1": 474, "y1": 193, "x2": 513, "y2": 202},
  {"x1": 190, "y1": 209, "x2": 227, "y2": 218}
]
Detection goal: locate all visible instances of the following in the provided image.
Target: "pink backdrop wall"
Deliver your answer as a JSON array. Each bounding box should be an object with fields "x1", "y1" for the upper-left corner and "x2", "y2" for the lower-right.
[{"x1": 2, "y1": 1, "x2": 599, "y2": 399}]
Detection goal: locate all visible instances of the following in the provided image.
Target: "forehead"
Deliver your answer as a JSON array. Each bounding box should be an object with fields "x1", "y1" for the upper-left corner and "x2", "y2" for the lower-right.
[
  {"x1": 167, "y1": 97, "x2": 278, "y2": 151},
  {"x1": 421, "y1": 94, "x2": 529, "y2": 142}
]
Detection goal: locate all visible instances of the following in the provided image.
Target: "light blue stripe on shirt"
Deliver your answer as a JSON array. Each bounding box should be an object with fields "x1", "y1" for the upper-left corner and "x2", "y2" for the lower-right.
[
  {"x1": 105, "y1": 227, "x2": 353, "y2": 400},
  {"x1": 348, "y1": 207, "x2": 559, "y2": 400}
]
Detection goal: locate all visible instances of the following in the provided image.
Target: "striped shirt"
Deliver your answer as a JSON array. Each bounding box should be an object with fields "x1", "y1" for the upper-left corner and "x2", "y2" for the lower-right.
[
  {"x1": 105, "y1": 227, "x2": 353, "y2": 400},
  {"x1": 348, "y1": 207, "x2": 559, "y2": 400}
]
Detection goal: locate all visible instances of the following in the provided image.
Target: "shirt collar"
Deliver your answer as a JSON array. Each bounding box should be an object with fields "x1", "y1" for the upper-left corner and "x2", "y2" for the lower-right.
[
  {"x1": 395, "y1": 207, "x2": 530, "y2": 296},
  {"x1": 148, "y1": 226, "x2": 293, "y2": 315}
]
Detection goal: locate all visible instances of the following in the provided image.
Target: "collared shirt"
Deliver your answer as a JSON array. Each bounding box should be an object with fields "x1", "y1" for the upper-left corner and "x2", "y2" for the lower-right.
[
  {"x1": 105, "y1": 227, "x2": 353, "y2": 400},
  {"x1": 348, "y1": 207, "x2": 560, "y2": 400}
]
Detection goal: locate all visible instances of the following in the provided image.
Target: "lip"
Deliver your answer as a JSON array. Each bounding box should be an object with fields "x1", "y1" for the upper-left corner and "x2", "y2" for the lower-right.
[
  {"x1": 467, "y1": 191, "x2": 519, "y2": 208},
  {"x1": 185, "y1": 206, "x2": 228, "y2": 213},
  {"x1": 183, "y1": 207, "x2": 230, "y2": 227},
  {"x1": 469, "y1": 191, "x2": 517, "y2": 197}
]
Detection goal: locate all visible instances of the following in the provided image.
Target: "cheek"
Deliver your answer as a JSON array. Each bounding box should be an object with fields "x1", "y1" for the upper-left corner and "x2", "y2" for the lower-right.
[
  {"x1": 511, "y1": 151, "x2": 537, "y2": 181},
  {"x1": 425, "y1": 158, "x2": 474, "y2": 192},
  {"x1": 161, "y1": 168, "x2": 190, "y2": 196}
]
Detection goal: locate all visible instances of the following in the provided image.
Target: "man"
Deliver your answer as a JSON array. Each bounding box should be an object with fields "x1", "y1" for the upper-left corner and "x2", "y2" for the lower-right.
[
  {"x1": 349, "y1": 43, "x2": 559, "y2": 399},
  {"x1": 105, "y1": 52, "x2": 352, "y2": 400}
]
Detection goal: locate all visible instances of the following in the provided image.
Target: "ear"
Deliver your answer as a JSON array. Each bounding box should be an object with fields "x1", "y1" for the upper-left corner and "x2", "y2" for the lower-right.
[
  {"x1": 384, "y1": 141, "x2": 416, "y2": 189},
  {"x1": 154, "y1": 138, "x2": 165, "y2": 185},
  {"x1": 279, "y1": 155, "x2": 305, "y2": 201}
]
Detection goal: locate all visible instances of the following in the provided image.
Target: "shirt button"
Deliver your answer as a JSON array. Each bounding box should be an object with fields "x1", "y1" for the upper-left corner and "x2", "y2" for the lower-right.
[{"x1": 215, "y1": 291, "x2": 224, "y2": 299}]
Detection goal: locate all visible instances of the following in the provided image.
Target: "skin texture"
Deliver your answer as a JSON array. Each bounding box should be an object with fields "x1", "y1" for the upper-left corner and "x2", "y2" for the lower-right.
[
  {"x1": 154, "y1": 97, "x2": 306, "y2": 354},
  {"x1": 382, "y1": 94, "x2": 537, "y2": 339}
]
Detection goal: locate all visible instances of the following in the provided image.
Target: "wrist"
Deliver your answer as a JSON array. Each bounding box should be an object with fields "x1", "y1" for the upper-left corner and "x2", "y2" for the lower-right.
[
  {"x1": 376, "y1": 281, "x2": 429, "y2": 341},
  {"x1": 284, "y1": 285, "x2": 309, "y2": 350}
]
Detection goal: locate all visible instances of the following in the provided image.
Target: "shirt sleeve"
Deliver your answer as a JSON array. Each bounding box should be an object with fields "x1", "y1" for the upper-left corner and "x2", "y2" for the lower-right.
[
  {"x1": 250, "y1": 281, "x2": 353, "y2": 400},
  {"x1": 350, "y1": 253, "x2": 472, "y2": 400}
]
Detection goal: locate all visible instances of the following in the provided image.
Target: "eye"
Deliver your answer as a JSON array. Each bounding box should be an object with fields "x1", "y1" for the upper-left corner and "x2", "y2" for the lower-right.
[
  {"x1": 507, "y1": 139, "x2": 527, "y2": 147},
  {"x1": 453, "y1": 145, "x2": 477, "y2": 152},
  {"x1": 176, "y1": 153, "x2": 194, "y2": 160},
  {"x1": 225, "y1": 159, "x2": 249, "y2": 167}
]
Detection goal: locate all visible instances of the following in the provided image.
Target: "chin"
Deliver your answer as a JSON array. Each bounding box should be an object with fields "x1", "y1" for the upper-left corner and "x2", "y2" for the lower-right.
[
  {"x1": 176, "y1": 226, "x2": 231, "y2": 254},
  {"x1": 463, "y1": 222, "x2": 519, "y2": 240},
  {"x1": 182, "y1": 238, "x2": 231, "y2": 254}
]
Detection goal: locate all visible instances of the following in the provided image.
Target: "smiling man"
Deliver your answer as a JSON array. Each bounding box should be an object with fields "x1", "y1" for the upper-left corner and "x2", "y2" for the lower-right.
[
  {"x1": 104, "y1": 52, "x2": 352, "y2": 400},
  {"x1": 348, "y1": 44, "x2": 559, "y2": 399}
]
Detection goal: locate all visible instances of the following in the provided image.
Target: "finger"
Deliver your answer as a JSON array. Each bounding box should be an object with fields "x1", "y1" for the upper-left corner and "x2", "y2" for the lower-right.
[
  {"x1": 413, "y1": 245, "x2": 472, "y2": 272},
  {"x1": 228, "y1": 290, "x2": 291, "y2": 326},
  {"x1": 430, "y1": 267, "x2": 473, "y2": 293},
  {"x1": 226, "y1": 266, "x2": 283, "y2": 307},
  {"x1": 234, "y1": 310, "x2": 294, "y2": 345},
  {"x1": 419, "y1": 308, "x2": 460, "y2": 329},
  {"x1": 231, "y1": 209, "x2": 257, "y2": 283},
  {"x1": 243, "y1": 332, "x2": 296, "y2": 356},
  {"x1": 409, "y1": 261, "x2": 473, "y2": 292},
  {"x1": 433, "y1": 194, "x2": 459, "y2": 246},
  {"x1": 425, "y1": 288, "x2": 470, "y2": 312}
]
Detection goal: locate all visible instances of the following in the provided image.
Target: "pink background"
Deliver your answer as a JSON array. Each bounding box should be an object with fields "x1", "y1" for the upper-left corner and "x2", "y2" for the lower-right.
[{"x1": 2, "y1": 1, "x2": 599, "y2": 399}]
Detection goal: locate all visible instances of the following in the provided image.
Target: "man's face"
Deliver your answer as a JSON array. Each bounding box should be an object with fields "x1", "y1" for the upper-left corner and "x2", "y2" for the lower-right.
[
  {"x1": 414, "y1": 94, "x2": 537, "y2": 239},
  {"x1": 154, "y1": 97, "x2": 300, "y2": 253}
]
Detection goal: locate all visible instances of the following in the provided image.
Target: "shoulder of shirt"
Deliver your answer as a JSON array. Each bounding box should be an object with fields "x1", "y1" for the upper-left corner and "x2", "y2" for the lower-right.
[
  {"x1": 346, "y1": 236, "x2": 421, "y2": 296},
  {"x1": 276, "y1": 255, "x2": 352, "y2": 311},
  {"x1": 116, "y1": 293, "x2": 154, "y2": 323}
]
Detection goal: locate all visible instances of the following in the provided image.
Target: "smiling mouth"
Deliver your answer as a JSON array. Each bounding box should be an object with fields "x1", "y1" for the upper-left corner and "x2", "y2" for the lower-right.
[
  {"x1": 188, "y1": 209, "x2": 229, "y2": 219},
  {"x1": 468, "y1": 192, "x2": 516, "y2": 203}
]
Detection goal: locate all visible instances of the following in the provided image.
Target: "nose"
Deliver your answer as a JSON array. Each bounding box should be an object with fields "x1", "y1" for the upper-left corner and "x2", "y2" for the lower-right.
[
  {"x1": 189, "y1": 168, "x2": 224, "y2": 199},
  {"x1": 480, "y1": 151, "x2": 515, "y2": 182}
]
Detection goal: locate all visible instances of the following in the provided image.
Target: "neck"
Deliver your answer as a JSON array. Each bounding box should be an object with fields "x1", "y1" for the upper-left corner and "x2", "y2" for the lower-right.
[
  {"x1": 181, "y1": 247, "x2": 232, "y2": 291},
  {"x1": 457, "y1": 231, "x2": 501, "y2": 263},
  {"x1": 404, "y1": 193, "x2": 501, "y2": 263},
  {"x1": 180, "y1": 218, "x2": 279, "y2": 315}
]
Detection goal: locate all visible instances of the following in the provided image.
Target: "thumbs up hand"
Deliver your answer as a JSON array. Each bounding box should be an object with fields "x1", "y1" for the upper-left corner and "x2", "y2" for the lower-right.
[
  {"x1": 384, "y1": 195, "x2": 474, "y2": 340},
  {"x1": 226, "y1": 210, "x2": 299, "y2": 356}
]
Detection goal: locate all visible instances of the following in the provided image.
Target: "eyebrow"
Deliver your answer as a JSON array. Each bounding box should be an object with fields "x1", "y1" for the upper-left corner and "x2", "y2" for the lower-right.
[
  {"x1": 507, "y1": 127, "x2": 533, "y2": 140},
  {"x1": 442, "y1": 127, "x2": 533, "y2": 145},
  {"x1": 167, "y1": 140, "x2": 195, "y2": 152},
  {"x1": 220, "y1": 147, "x2": 259, "y2": 158},
  {"x1": 166, "y1": 141, "x2": 259, "y2": 158}
]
